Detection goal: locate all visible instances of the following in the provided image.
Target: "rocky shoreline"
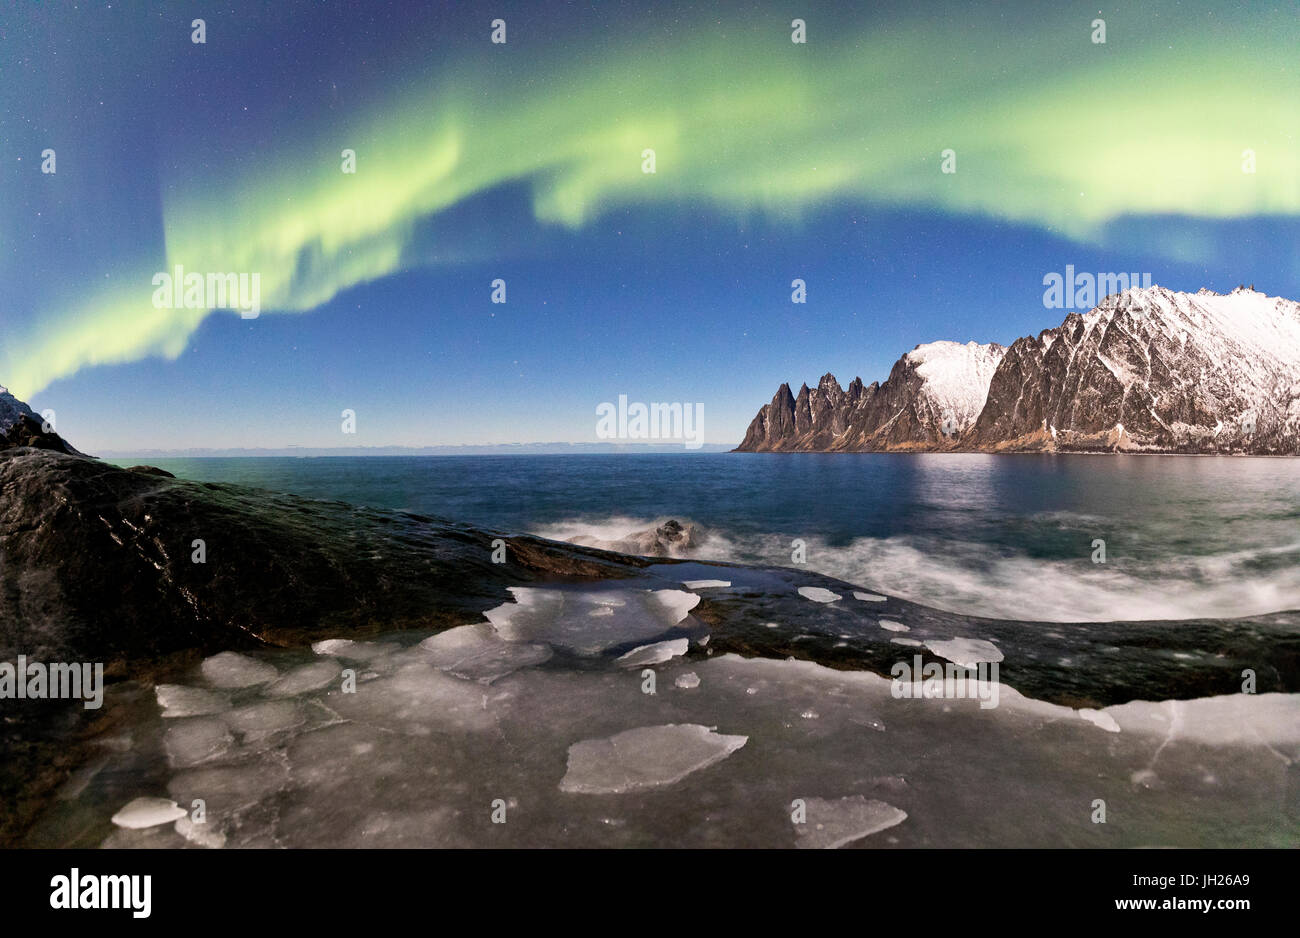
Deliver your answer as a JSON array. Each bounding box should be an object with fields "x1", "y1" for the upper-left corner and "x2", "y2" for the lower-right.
[
  {"x1": 2, "y1": 444, "x2": 1298, "y2": 844},
  {"x1": 2, "y1": 381, "x2": 1298, "y2": 846}
]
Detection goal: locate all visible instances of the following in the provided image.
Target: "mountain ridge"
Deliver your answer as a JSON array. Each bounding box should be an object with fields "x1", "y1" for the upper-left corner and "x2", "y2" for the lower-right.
[{"x1": 735, "y1": 286, "x2": 1300, "y2": 455}]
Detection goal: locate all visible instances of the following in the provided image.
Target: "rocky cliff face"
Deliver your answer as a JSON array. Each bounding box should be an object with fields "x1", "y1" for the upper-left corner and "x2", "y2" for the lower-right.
[
  {"x1": 737, "y1": 341, "x2": 1006, "y2": 452},
  {"x1": 0, "y1": 386, "x2": 81, "y2": 455},
  {"x1": 736, "y1": 286, "x2": 1300, "y2": 454},
  {"x1": 969, "y1": 286, "x2": 1300, "y2": 453}
]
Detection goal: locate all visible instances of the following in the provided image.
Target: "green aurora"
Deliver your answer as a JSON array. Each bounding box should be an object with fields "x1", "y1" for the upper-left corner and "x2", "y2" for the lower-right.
[{"x1": 5, "y1": 3, "x2": 1297, "y2": 399}]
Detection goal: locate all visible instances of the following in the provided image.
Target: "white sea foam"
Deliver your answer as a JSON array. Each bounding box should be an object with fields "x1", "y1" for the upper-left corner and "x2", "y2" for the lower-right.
[{"x1": 532, "y1": 517, "x2": 1300, "y2": 622}]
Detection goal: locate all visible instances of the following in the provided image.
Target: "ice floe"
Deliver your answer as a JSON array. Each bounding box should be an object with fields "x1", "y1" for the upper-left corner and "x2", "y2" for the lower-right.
[
  {"x1": 168, "y1": 758, "x2": 291, "y2": 823},
  {"x1": 616, "y1": 638, "x2": 689, "y2": 668},
  {"x1": 264, "y1": 660, "x2": 342, "y2": 698},
  {"x1": 326, "y1": 662, "x2": 501, "y2": 734},
  {"x1": 311, "y1": 638, "x2": 399, "y2": 662},
  {"x1": 485, "y1": 586, "x2": 700, "y2": 656},
  {"x1": 797, "y1": 586, "x2": 841, "y2": 603},
  {"x1": 417, "y1": 624, "x2": 551, "y2": 683},
  {"x1": 853, "y1": 592, "x2": 887, "y2": 602},
  {"x1": 793, "y1": 796, "x2": 907, "y2": 849},
  {"x1": 164, "y1": 717, "x2": 234, "y2": 768},
  {"x1": 560, "y1": 724, "x2": 748, "y2": 794},
  {"x1": 200, "y1": 651, "x2": 279, "y2": 689},
  {"x1": 155, "y1": 684, "x2": 230, "y2": 718},
  {"x1": 924, "y1": 637, "x2": 1004, "y2": 668},
  {"x1": 224, "y1": 699, "x2": 306, "y2": 742},
  {"x1": 683, "y1": 579, "x2": 731, "y2": 589},
  {"x1": 111, "y1": 797, "x2": 187, "y2": 829}
]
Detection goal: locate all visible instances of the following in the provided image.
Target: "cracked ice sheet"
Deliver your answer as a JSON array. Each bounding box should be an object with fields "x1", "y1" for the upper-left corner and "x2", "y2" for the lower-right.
[
  {"x1": 484, "y1": 586, "x2": 701, "y2": 656},
  {"x1": 417, "y1": 623, "x2": 551, "y2": 683},
  {"x1": 275, "y1": 723, "x2": 480, "y2": 848},
  {"x1": 62, "y1": 628, "x2": 1300, "y2": 849},
  {"x1": 652, "y1": 655, "x2": 1300, "y2": 847},
  {"x1": 559, "y1": 724, "x2": 748, "y2": 794},
  {"x1": 324, "y1": 662, "x2": 504, "y2": 735}
]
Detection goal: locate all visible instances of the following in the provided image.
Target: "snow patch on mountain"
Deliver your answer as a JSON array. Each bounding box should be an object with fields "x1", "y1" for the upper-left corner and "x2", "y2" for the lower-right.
[{"x1": 904, "y1": 340, "x2": 1007, "y2": 431}]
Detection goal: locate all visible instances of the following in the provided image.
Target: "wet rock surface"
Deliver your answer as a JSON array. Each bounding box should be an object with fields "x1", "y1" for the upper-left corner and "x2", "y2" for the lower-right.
[
  {"x1": 0, "y1": 448, "x2": 649, "y2": 666},
  {"x1": 0, "y1": 447, "x2": 650, "y2": 843}
]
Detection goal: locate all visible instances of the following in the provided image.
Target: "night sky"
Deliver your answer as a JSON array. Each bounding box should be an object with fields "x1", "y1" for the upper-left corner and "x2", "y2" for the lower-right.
[{"x1": 2, "y1": 1, "x2": 1297, "y2": 451}]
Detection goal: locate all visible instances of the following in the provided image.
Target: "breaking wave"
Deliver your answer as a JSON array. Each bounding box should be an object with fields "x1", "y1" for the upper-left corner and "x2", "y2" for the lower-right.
[{"x1": 531, "y1": 516, "x2": 1300, "y2": 623}]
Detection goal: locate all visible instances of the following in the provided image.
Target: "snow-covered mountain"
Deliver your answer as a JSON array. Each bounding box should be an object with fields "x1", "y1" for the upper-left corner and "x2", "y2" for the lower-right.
[{"x1": 736, "y1": 286, "x2": 1300, "y2": 454}]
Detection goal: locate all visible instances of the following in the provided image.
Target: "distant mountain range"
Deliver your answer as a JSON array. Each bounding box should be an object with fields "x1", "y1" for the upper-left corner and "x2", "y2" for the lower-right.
[
  {"x1": 736, "y1": 286, "x2": 1300, "y2": 455},
  {"x1": 92, "y1": 443, "x2": 734, "y2": 458}
]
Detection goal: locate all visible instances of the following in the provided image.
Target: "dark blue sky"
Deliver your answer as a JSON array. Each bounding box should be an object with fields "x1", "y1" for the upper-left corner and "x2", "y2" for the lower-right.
[{"x1": 2, "y1": 1, "x2": 1296, "y2": 450}]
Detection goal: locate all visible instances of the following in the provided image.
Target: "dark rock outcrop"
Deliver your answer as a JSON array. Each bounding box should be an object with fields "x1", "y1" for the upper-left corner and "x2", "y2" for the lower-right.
[
  {"x1": 0, "y1": 448, "x2": 649, "y2": 667},
  {"x1": 0, "y1": 441, "x2": 660, "y2": 844},
  {"x1": 0, "y1": 386, "x2": 81, "y2": 455}
]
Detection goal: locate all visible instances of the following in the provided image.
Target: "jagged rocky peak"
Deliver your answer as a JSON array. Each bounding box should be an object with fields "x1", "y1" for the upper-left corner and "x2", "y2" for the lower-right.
[
  {"x1": 816, "y1": 372, "x2": 843, "y2": 394},
  {"x1": 737, "y1": 286, "x2": 1300, "y2": 454},
  {"x1": 735, "y1": 339, "x2": 1006, "y2": 452}
]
